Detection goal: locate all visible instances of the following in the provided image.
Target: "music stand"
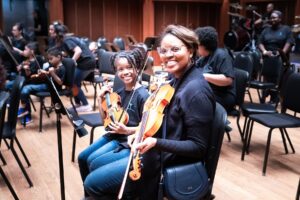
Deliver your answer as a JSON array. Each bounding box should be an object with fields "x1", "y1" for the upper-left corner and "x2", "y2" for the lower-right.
[
  {"x1": 43, "y1": 77, "x2": 88, "y2": 200},
  {"x1": 144, "y1": 36, "x2": 159, "y2": 51}
]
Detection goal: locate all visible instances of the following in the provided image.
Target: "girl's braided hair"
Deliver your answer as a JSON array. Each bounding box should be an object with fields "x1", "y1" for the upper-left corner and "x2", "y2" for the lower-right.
[{"x1": 110, "y1": 47, "x2": 146, "y2": 72}]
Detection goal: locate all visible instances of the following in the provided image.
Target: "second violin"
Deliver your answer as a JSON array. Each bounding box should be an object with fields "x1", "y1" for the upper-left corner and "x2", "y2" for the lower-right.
[{"x1": 101, "y1": 90, "x2": 129, "y2": 130}]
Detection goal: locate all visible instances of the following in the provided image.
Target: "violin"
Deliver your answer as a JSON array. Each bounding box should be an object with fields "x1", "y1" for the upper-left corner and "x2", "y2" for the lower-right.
[
  {"x1": 129, "y1": 83, "x2": 174, "y2": 180},
  {"x1": 101, "y1": 91, "x2": 129, "y2": 130}
]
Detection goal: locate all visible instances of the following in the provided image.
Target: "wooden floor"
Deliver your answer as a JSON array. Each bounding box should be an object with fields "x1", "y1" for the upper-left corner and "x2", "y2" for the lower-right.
[{"x1": 0, "y1": 84, "x2": 299, "y2": 200}]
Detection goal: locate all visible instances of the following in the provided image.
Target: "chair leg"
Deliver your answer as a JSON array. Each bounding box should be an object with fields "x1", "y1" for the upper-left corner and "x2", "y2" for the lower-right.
[
  {"x1": 4, "y1": 139, "x2": 10, "y2": 149},
  {"x1": 0, "y1": 151, "x2": 7, "y2": 165},
  {"x1": 242, "y1": 117, "x2": 249, "y2": 141},
  {"x1": 283, "y1": 128, "x2": 295, "y2": 153},
  {"x1": 236, "y1": 114, "x2": 243, "y2": 140},
  {"x1": 10, "y1": 140, "x2": 33, "y2": 187},
  {"x1": 0, "y1": 166, "x2": 20, "y2": 200},
  {"x1": 241, "y1": 118, "x2": 251, "y2": 160},
  {"x1": 296, "y1": 178, "x2": 300, "y2": 200},
  {"x1": 246, "y1": 120, "x2": 254, "y2": 153},
  {"x1": 279, "y1": 128, "x2": 289, "y2": 154},
  {"x1": 71, "y1": 130, "x2": 77, "y2": 162},
  {"x1": 262, "y1": 128, "x2": 274, "y2": 176},
  {"x1": 93, "y1": 83, "x2": 97, "y2": 111},
  {"x1": 247, "y1": 88, "x2": 253, "y2": 103},
  {"x1": 39, "y1": 97, "x2": 43, "y2": 133},
  {"x1": 225, "y1": 131, "x2": 231, "y2": 142},
  {"x1": 83, "y1": 82, "x2": 88, "y2": 93},
  {"x1": 90, "y1": 127, "x2": 95, "y2": 145},
  {"x1": 29, "y1": 96, "x2": 36, "y2": 112},
  {"x1": 15, "y1": 137, "x2": 31, "y2": 167}
]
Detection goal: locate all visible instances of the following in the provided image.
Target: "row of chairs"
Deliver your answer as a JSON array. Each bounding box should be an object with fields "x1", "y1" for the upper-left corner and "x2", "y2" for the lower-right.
[
  {"x1": 0, "y1": 76, "x2": 33, "y2": 199},
  {"x1": 230, "y1": 50, "x2": 299, "y2": 176}
]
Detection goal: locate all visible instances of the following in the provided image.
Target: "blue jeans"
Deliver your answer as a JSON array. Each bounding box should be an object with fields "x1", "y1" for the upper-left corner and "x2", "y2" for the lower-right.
[
  {"x1": 74, "y1": 68, "x2": 93, "y2": 105},
  {"x1": 78, "y1": 135, "x2": 130, "y2": 198},
  {"x1": 84, "y1": 155, "x2": 130, "y2": 199},
  {"x1": 20, "y1": 83, "x2": 48, "y2": 104},
  {"x1": 78, "y1": 136, "x2": 118, "y2": 181}
]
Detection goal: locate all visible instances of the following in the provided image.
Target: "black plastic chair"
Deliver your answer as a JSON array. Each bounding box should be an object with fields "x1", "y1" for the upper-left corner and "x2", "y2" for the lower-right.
[
  {"x1": 113, "y1": 37, "x2": 126, "y2": 51},
  {"x1": 233, "y1": 51, "x2": 254, "y2": 102},
  {"x1": 248, "y1": 56, "x2": 282, "y2": 103},
  {"x1": 33, "y1": 58, "x2": 77, "y2": 132},
  {"x1": 241, "y1": 72, "x2": 300, "y2": 175},
  {"x1": 203, "y1": 103, "x2": 227, "y2": 199},
  {"x1": 97, "y1": 37, "x2": 108, "y2": 50},
  {"x1": 0, "y1": 91, "x2": 19, "y2": 200},
  {"x1": 240, "y1": 67, "x2": 294, "y2": 146},
  {"x1": 226, "y1": 68, "x2": 249, "y2": 141},
  {"x1": 1, "y1": 75, "x2": 33, "y2": 187}
]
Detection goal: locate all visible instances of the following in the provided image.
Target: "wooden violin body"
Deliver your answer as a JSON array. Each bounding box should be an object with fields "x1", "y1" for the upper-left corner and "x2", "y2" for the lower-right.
[
  {"x1": 101, "y1": 92, "x2": 129, "y2": 129},
  {"x1": 129, "y1": 83, "x2": 175, "y2": 181}
]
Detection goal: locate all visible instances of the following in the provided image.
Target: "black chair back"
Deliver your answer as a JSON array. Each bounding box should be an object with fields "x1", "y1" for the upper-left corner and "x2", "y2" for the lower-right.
[
  {"x1": 6, "y1": 76, "x2": 24, "y2": 137},
  {"x1": 282, "y1": 73, "x2": 300, "y2": 113},
  {"x1": 261, "y1": 56, "x2": 283, "y2": 84},
  {"x1": 234, "y1": 68, "x2": 249, "y2": 106},
  {"x1": 204, "y1": 103, "x2": 227, "y2": 193},
  {"x1": 113, "y1": 37, "x2": 126, "y2": 51},
  {"x1": 248, "y1": 50, "x2": 262, "y2": 80},
  {"x1": 62, "y1": 58, "x2": 76, "y2": 88},
  {"x1": 0, "y1": 91, "x2": 9, "y2": 141},
  {"x1": 233, "y1": 51, "x2": 253, "y2": 80},
  {"x1": 98, "y1": 49, "x2": 116, "y2": 75},
  {"x1": 97, "y1": 37, "x2": 108, "y2": 50}
]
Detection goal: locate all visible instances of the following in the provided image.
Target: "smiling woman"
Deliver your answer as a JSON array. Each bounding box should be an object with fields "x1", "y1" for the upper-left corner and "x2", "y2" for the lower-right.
[{"x1": 127, "y1": 24, "x2": 215, "y2": 200}]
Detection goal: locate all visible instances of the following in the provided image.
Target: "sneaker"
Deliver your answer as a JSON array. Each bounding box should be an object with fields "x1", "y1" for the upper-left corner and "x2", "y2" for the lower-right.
[
  {"x1": 18, "y1": 108, "x2": 29, "y2": 118},
  {"x1": 67, "y1": 103, "x2": 81, "y2": 110},
  {"x1": 76, "y1": 104, "x2": 93, "y2": 112},
  {"x1": 21, "y1": 114, "x2": 33, "y2": 125}
]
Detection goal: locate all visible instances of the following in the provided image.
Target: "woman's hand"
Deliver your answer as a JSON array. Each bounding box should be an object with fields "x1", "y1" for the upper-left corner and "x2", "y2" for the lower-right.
[
  {"x1": 131, "y1": 137, "x2": 157, "y2": 154},
  {"x1": 107, "y1": 122, "x2": 130, "y2": 134},
  {"x1": 127, "y1": 134, "x2": 136, "y2": 147}
]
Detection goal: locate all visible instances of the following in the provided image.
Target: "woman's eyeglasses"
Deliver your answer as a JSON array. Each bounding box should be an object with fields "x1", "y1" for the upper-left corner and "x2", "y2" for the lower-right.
[{"x1": 157, "y1": 45, "x2": 186, "y2": 55}]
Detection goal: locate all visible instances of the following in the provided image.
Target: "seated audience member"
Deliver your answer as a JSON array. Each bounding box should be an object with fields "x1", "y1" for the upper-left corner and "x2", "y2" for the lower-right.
[{"x1": 195, "y1": 26, "x2": 235, "y2": 112}]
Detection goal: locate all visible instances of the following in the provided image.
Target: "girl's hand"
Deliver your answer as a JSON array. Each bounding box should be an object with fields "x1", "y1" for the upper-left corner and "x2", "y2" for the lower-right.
[
  {"x1": 131, "y1": 137, "x2": 157, "y2": 154},
  {"x1": 107, "y1": 122, "x2": 130, "y2": 134},
  {"x1": 98, "y1": 85, "x2": 112, "y2": 99}
]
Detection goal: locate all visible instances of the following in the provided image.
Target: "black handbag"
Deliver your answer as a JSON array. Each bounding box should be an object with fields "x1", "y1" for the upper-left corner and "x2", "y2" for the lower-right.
[
  {"x1": 163, "y1": 161, "x2": 209, "y2": 200},
  {"x1": 159, "y1": 111, "x2": 209, "y2": 200}
]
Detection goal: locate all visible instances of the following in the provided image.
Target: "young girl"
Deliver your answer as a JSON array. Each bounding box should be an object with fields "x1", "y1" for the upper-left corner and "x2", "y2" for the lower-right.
[
  {"x1": 78, "y1": 48, "x2": 149, "y2": 199},
  {"x1": 18, "y1": 47, "x2": 65, "y2": 124}
]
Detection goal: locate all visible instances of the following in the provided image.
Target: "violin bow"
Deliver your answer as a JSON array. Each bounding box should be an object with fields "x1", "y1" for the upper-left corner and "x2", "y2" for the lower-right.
[{"x1": 117, "y1": 48, "x2": 150, "y2": 199}]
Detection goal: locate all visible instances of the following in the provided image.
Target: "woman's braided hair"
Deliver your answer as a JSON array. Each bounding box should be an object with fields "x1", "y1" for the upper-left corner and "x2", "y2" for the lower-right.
[{"x1": 110, "y1": 47, "x2": 145, "y2": 72}]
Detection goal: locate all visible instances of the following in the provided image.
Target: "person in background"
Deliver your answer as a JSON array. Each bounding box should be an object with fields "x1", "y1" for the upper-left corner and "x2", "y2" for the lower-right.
[
  {"x1": 11, "y1": 22, "x2": 28, "y2": 64},
  {"x1": 14, "y1": 42, "x2": 44, "y2": 124},
  {"x1": 258, "y1": 10, "x2": 295, "y2": 104},
  {"x1": 18, "y1": 47, "x2": 65, "y2": 125},
  {"x1": 195, "y1": 26, "x2": 235, "y2": 112},
  {"x1": 79, "y1": 48, "x2": 149, "y2": 199},
  {"x1": 0, "y1": 58, "x2": 7, "y2": 91},
  {"x1": 54, "y1": 24, "x2": 95, "y2": 112},
  {"x1": 254, "y1": 3, "x2": 275, "y2": 35}
]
